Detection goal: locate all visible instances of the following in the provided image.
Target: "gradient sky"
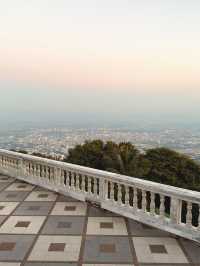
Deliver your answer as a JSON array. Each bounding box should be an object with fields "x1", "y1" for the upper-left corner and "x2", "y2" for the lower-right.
[{"x1": 0, "y1": 0, "x2": 200, "y2": 125}]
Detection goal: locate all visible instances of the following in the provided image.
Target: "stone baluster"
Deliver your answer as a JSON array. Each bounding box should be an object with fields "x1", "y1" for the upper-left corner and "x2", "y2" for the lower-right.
[
  {"x1": 55, "y1": 168, "x2": 61, "y2": 185},
  {"x1": 17, "y1": 158, "x2": 24, "y2": 177},
  {"x1": 186, "y1": 201, "x2": 193, "y2": 227},
  {"x1": 110, "y1": 181, "x2": 115, "y2": 202},
  {"x1": 28, "y1": 162, "x2": 31, "y2": 176},
  {"x1": 46, "y1": 166, "x2": 49, "y2": 180},
  {"x1": 60, "y1": 170, "x2": 65, "y2": 186},
  {"x1": 104, "y1": 179, "x2": 109, "y2": 200},
  {"x1": 74, "y1": 172, "x2": 78, "y2": 190},
  {"x1": 150, "y1": 192, "x2": 155, "y2": 215},
  {"x1": 170, "y1": 197, "x2": 181, "y2": 224},
  {"x1": 133, "y1": 187, "x2": 138, "y2": 211},
  {"x1": 74, "y1": 172, "x2": 77, "y2": 189},
  {"x1": 33, "y1": 163, "x2": 37, "y2": 177},
  {"x1": 69, "y1": 172, "x2": 74, "y2": 189},
  {"x1": 142, "y1": 190, "x2": 146, "y2": 212},
  {"x1": 44, "y1": 166, "x2": 48, "y2": 180},
  {"x1": 87, "y1": 176, "x2": 92, "y2": 195},
  {"x1": 41, "y1": 165, "x2": 45, "y2": 179},
  {"x1": 48, "y1": 167, "x2": 52, "y2": 183},
  {"x1": 47, "y1": 167, "x2": 51, "y2": 182},
  {"x1": 52, "y1": 167, "x2": 56, "y2": 184},
  {"x1": 76, "y1": 173, "x2": 80, "y2": 190},
  {"x1": 43, "y1": 166, "x2": 47, "y2": 180},
  {"x1": 29, "y1": 163, "x2": 33, "y2": 175},
  {"x1": 82, "y1": 175, "x2": 86, "y2": 192},
  {"x1": 31, "y1": 164, "x2": 35, "y2": 176},
  {"x1": 45, "y1": 166, "x2": 48, "y2": 180},
  {"x1": 198, "y1": 205, "x2": 200, "y2": 230},
  {"x1": 65, "y1": 171, "x2": 69, "y2": 187},
  {"x1": 33, "y1": 164, "x2": 36, "y2": 177},
  {"x1": 93, "y1": 177, "x2": 98, "y2": 196},
  {"x1": 25, "y1": 162, "x2": 29, "y2": 175},
  {"x1": 35, "y1": 165, "x2": 40, "y2": 178},
  {"x1": 51, "y1": 167, "x2": 55, "y2": 184},
  {"x1": 118, "y1": 184, "x2": 123, "y2": 205},
  {"x1": 35, "y1": 164, "x2": 38, "y2": 177},
  {"x1": 42, "y1": 165, "x2": 45, "y2": 178},
  {"x1": 159, "y1": 194, "x2": 165, "y2": 217},
  {"x1": 125, "y1": 185, "x2": 129, "y2": 206}
]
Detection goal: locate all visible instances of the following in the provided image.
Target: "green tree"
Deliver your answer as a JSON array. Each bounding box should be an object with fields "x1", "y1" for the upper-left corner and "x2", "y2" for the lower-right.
[
  {"x1": 144, "y1": 147, "x2": 200, "y2": 190},
  {"x1": 64, "y1": 140, "x2": 200, "y2": 191}
]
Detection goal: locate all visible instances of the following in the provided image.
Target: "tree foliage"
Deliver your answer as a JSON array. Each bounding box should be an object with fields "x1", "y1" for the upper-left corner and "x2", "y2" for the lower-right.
[{"x1": 65, "y1": 140, "x2": 200, "y2": 191}]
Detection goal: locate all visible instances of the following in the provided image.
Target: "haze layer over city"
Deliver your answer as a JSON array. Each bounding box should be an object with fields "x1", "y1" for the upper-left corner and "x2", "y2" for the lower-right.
[{"x1": 0, "y1": 1, "x2": 200, "y2": 161}]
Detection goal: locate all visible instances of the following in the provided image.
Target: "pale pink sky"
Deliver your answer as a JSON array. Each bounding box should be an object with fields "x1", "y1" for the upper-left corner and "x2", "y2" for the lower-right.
[
  {"x1": 1, "y1": 0, "x2": 200, "y2": 91},
  {"x1": 0, "y1": 0, "x2": 200, "y2": 121}
]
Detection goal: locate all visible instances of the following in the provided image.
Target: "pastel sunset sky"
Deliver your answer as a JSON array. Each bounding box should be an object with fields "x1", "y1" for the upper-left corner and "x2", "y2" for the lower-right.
[{"x1": 0, "y1": 0, "x2": 200, "y2": 125}]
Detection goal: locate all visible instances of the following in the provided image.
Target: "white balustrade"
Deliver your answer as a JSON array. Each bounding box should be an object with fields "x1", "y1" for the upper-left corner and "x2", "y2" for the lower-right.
[{"x1": 0, "y1": 148, "x2": 200, "y2": 243}]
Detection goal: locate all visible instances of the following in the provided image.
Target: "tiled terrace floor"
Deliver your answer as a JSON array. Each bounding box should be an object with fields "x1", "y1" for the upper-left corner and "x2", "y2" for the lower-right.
[{"x1": 0, "y1": 174, "x2": 200, "y2": 266}]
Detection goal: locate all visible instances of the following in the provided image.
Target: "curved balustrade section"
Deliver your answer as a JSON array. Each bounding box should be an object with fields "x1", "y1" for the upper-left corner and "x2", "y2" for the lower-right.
[{"x1": 0, "y1": 148, "x2": 200, "y2": 242}]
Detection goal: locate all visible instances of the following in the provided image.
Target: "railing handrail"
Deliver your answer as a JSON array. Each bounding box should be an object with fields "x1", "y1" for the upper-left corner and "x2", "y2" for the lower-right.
[{"x1": 1, "y1": 148, "x2": 200, "y2": 203}]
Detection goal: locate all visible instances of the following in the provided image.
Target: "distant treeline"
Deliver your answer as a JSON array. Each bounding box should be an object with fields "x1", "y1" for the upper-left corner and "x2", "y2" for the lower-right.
[{"x1": 13, "y1": 139, "x2": 200, "y2": 192}]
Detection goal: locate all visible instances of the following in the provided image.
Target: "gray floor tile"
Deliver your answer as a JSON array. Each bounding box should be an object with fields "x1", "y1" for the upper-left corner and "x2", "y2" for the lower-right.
[
  {"x1": 0, "y1": 191, "x2": 30, "y2": 202},
  {"x1": 180, "y1": 238, "x2": 200, "y2": 263},
  {"x1": 128, "y1": 219, "x2": 171, "y2": 237},
  {"x1": 0, "y1": 234, "x2": 35, "y2": 261},
  {"x1": 88, "y1": 205, "x2": 119, "y2": 217},
  {"x1": 24, "y1": 263, "x2": 78, "y2": 266},
  {"x1": 0, "y1": 216, "x2": 7, "y2": 225},
  {"x1": 0, "y1": 182, "x2": 12, "y2": 191},
  {"x1": 41, "y1": 216, "x2": 85, "y2": 235},
  {"x1": 13, "y1": 201, "x2": 54, "y2": 216},
  {"x1": 57, "y1": 195, "x2": 80, "y2": 202},
  {"x1": 83, "y1": 236, "x2": 133, "y2": 263}
]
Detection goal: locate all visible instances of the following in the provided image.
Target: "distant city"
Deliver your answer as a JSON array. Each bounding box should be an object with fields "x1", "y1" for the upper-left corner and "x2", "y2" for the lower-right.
[{"x1": 0, "y1": 127, "x2": 200, "y2": 163}]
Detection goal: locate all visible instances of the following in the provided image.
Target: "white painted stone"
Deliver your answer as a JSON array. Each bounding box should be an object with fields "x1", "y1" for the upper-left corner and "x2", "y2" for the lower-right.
[{"x1": 0, "y1": 148, "x2": 200, "y2": 243}]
